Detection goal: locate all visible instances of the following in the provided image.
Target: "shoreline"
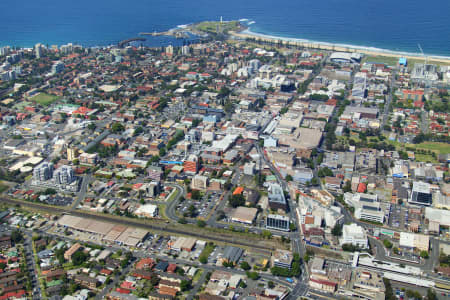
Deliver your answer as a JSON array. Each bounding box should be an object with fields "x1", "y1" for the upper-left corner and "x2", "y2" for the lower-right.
[{"x1": 230, "y1": 28, "x2": 450, "y2": 64}]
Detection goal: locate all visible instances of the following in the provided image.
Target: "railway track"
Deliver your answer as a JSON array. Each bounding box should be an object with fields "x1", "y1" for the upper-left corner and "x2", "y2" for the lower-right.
[{"x1": 0, "y1": 197, "x2": 274, "y2": 252}]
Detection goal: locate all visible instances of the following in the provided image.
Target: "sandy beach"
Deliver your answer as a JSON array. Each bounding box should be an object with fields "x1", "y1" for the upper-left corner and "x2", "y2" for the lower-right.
[{"x1": 230, "y1": 30, "x2": 450, "y2": 64}]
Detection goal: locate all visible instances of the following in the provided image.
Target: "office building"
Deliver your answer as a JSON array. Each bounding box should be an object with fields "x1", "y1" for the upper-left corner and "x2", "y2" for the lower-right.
[
  {"x1": 79, "y1": 152, "x2": 98, "y2": 165},
  {"x1": 272, "y1": 249, "x2": 293, "y2": 269},
  {"x1": 340, "y1": 223, "x2": 368, "y2": 249},
  {"x1": 191, "y1": 175, "x2": 208, "y2": 190},
  {"x1": 266, "y1": 214, "x2": 290, "y2": 231},
  {"x1": 243, "y1": 162, "x2": 255, "y2": 176},
  {"x1": 410, "y1": 181, "x2": 432, "y2": 206},
  {"x1": 268, "y1": 183, "x2": 287, "y2": 211},
  {"x1": 345, "y1": 193, "x2": 384, "y2": 224}
]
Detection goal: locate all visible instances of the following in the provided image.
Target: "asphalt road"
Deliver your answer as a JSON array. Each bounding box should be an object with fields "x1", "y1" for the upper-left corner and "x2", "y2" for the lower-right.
[{"x1": 72, "y1": 173, "x2": 92, "y2": 209}]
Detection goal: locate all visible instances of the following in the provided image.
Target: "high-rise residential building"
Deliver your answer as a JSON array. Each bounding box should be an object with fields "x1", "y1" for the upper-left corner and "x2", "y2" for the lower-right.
[
  {"x1": 67, "y1": 147, "x2": 78, "y2": 161},
  {"x1": 35, "y1": 43, "x2": 44, "y2": 58},
  {"x1": 181, "y1": 45, "x2": 190, "y2": 55},
  {"x1": 53, "y1": 165, "x2": 75, "y2": 185},
  {"x1": 33, "y1": 162, "x2": 54, "y2": 181},
  {"x1": 165, "y1": 45, "x2": 174, "y2": 55},
  {"x1": 51, "y1": 61, "x2": 65, "y2": 74},
  {"x1": 0, "y1": 46, "x2": 10, "y2": 56}
]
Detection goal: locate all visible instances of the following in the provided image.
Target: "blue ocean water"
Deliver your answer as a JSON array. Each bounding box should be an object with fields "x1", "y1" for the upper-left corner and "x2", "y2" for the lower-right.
[{"x1": 1, "y1": 0, "x2": 449, "y2": 56}]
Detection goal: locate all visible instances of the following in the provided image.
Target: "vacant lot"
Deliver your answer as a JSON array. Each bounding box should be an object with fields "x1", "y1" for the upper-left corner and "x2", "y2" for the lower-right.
[{"x1": 32, "y1": 93, "x2": 60, "y2": 106}]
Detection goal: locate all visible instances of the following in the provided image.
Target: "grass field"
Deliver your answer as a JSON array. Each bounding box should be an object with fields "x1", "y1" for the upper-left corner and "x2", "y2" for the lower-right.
[
  {"x1": 409, "y1": 142, "x2": 450, "y2": 154},
  {"x1": 362, "y1": 55, "x2": 450, "y2": 68},
  {"x1": 337, "y1": 135, "x2": 449, "y2": 162},
  {"x1": 31, "y1": 93, "x2": 60, "y2": 106},
  {"x1": 363, "y1": 55, "x2": 400, "y2": 66},
  {"x1": 196, "y1": 20, "x2": 240, "y2": 34}
]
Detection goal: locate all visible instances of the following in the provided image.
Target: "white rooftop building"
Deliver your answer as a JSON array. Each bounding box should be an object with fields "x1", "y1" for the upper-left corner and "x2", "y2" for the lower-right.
[
  {"x1": 344, "y1": 193, "x2": 384, "y2": 224},
  {"x1": 340, "y1": 223, "x2": 368, "y2": 249}
]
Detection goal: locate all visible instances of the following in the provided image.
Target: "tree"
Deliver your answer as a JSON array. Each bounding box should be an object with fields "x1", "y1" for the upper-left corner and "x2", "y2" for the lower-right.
[
  {"x1": 383, "y1": 239, "x2": 393, "y2": 249},
  {"x1": 261, "y1": 230, "x2": 272, "y2": 239},
  {"x1": 420, "y1": 250, "x2": 429, "y2": 259},
  {"x1": 285, "y1": 174, "x2": 293, "y2": 182},
  {"x1": 180, "y1": 279, "x2": 192, "y2": 292},
  {"x1": 310, "y1": 177, "x2": 319, "y2": 186},
  {"x1": 343, "y1": 181, "x2": 352, "y2": 192},
  {"x1": 427, "y1": 288, "x2": 437, "y2": 300},
  {"x1": 268, "y1": 281, "x2": 275, "y2": 288},
  {"x1": 72, "y1": 251, "x2": 88, "y2": 266},
  {"x1": 229, "y1": 194, "x2": 245, "y2": 208},
  {"x1": 133, "y1": 126, "x2": 144, "y2": 136},
  {"x1": 383, "y1": 278, "x2": 395, "y2": 300},
  {"x1": 11, "y1": 230, "x2": 23, "y2": 243},
  {"x1": 197, "y1": 220, "x2": 206, "y2": 227},
  {"x1": 331, "y1": 223, "x2": 342, "y2": 237},
  {"x1": 246, "y1": 271, "x2": 259, "y2": 280},
  {"x1": 240, "y1": 261, "x2": 251, "y2": 271},
  {"x1": 191, "y1": 190, "x2": 201, "y2": 200},
  {"x1": 318, "y1": 167, "x2": 333, "y2": 178},
  {"x1": 187, "y1": 205, "x2": 196, "y2": 217},
  {"x1": 111, "y1": 122, "x2": 125, "y2": 133},
  {"x1": 289, "y1": 223, "x2": 296, "y2": 231}
]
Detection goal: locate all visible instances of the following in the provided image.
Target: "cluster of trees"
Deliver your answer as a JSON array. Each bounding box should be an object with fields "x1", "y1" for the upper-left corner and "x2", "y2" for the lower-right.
[
  {"x1": 111, "y1": 122, "x2": 125, "y2": 133},
  {"x1": 11, "y1": 230, "x2": 23, "y2": 244},
  {"x1": 72, "y1": 251, "x2": 89, "y2": 266},
  {"x1": 413, "y1": 132, "x2": 450, "y2": 144},
  {"x1": 341, "y1": 244, "x2": 362, "y2": 252},
  {"x1": 439, "y1": 253, "x2": 450, "y2": 266},
  {"x1": 229, "y1": 194, "x2": 245, "y2": 208},
  {"x1": 167, "y1": 130, "x2": 185, "y2": 150},
  {"x1": 246, "y1": 271, "x2": 259, "y2": 280},
  {"x1": 331, "y1": 223, "x2": 342, "y2": 237},
  {"x1": 87, "y1": 143, "x2": 119, "y2": 158},
  {"x1": 310, "y1": 94, "x2": 329, "y2": 101},
  {"x1": 383, "y1": 239, "x2": 393, "y2": 249},
  {"x1": 240, "y1": 261, "x2": 251, "y2": 271},
  {"x1": 317, "y1": 167, "x2": 333, "y2": 177}
]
